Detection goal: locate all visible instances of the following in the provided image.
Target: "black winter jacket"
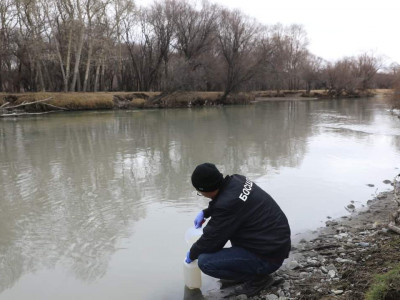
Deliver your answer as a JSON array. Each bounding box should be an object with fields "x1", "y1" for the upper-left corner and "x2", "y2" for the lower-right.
[{"x1": 189, "y1": 174, "x2": 291, "y2": 261}]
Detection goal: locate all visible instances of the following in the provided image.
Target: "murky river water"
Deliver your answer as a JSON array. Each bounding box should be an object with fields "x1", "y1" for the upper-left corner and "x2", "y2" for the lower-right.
[{"x1": 0, "y1": 97, "x2": 399, "y2": 299}]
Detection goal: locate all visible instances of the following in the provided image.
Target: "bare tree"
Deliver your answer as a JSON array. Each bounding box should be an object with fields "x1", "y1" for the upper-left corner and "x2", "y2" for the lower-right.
[
  {"x1": 173, "y1": 0, "x2": 217, "y2": 62},
  {"x1": 355, "y1": 52, "x2": 382, "y2": 90},
  {"x1": 129, "y1": 1, "x2": 175, "y2": 91},
  {"x1": 170, "y1": 0, "x2": 218, "y2": 90},
  {"x1": 0, "y1": 0, "x2": 394, "y2": 95},
  {"x1": 267, "y1": 24, "x2": 288, "y2": 93},
  {"x1": 324, "y1": 58, "x2": 358, "y2": 96},
  {"x1": 0, "y1": 0, "x2": 18, "y2": 91},
  {"x1": 284, "y1": 24, "x2": 308, "y2": 90},
  {"x1": 43, "y1": 0, "x2": 75, "y2": 92},
  {"x1": 15, "y1": 0, "x2": 48, "y2": 91},
  {"x1": 301, "y1": 53, "x2": 323, "y2": 94},
  {"x1": 216, "y1": 9, "x2": 264, "y2": 99},
  {"x1": 82, "y1": 0, "x2": 109, "y2": 92}
]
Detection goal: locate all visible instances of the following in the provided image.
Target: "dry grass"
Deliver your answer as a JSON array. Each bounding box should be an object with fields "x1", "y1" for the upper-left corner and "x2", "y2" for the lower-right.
[
  {"x1": 1, "y1": 91, "x2": 253, "y2": 111},
  {"x1": 1, "y1": 92, "x2": 118, "y2": 110},
  {"x1": 0, "y1": 92, "x2": 160, "y2": 111},
  {"x1": 25, "y1": 92, "x2": 115, "y2": 110},
  {"x1": 373, "y1": 89, "x2": 394, "y2": 95}
]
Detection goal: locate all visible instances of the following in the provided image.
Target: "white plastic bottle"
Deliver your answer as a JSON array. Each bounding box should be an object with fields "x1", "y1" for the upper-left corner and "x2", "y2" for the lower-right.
[
  {"x1": 183, "y1": 227, "x2": 203, "y2": 289},
  {"x1": 183, "y1": 258, "x2": 202, "y2": 289}
]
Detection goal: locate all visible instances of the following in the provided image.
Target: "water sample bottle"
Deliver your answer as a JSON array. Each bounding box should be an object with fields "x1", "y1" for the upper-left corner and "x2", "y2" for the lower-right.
[
  {"x1": 183, "y1": 227, "x2": 203, "y2": 289},
  {"x1": 183, "y1": 258, "x2": 202, "y2": 289}
]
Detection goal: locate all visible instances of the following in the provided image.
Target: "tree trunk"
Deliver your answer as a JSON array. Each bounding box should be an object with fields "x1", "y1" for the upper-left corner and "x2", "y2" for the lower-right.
[
  {"x1": 70, "y1": 27, "x2": 85, "y2": 92},
  {"x1": 57, "y1": 26, "x2": 73, "y2": 93},
  {"x1": 82, "y1": 40, "x2": 93, "y2": 92},
  {"x1": 101, "y1": 58, "x2": 105, "y2": 91},
  {"x1": 94, "y1": 58, "x2": 101, "y2": 92},
  {"x1": 37, "y1": 60, "x2": 45, "y2": 92},
  {"x1": 0, "y1": 57, "x2": 3, "y2": 92}
]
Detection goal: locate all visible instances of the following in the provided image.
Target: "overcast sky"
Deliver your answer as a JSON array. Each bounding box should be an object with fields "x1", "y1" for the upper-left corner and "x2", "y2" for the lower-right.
[{"x1": 136, "y1": 0, "x2": 400, "y2": 66}]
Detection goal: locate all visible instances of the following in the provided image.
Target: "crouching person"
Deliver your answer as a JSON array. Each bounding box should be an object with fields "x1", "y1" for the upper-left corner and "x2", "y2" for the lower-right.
[{"x1": 185, "y1": 163, "x2": 291, "y2": 297}]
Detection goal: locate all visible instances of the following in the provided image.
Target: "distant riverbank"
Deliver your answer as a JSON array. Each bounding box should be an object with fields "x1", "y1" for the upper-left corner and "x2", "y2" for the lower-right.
[
  {"x1": 0, "y1": 89, "x2": 392, "y2": 116},
  {"x1": 0, "y1": 91, "x2": 254, "y2": 115}
]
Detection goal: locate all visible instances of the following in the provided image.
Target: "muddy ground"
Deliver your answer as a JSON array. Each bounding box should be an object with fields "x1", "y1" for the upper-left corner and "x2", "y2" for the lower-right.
[{"x1": 241, "y1": 185, "x2": 400, "y2": 300}]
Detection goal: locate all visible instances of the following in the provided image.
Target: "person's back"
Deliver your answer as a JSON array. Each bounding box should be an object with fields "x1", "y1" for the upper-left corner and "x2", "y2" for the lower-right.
[{"x1": 190, "y1": 174, "x2": 291, "y2": 261}]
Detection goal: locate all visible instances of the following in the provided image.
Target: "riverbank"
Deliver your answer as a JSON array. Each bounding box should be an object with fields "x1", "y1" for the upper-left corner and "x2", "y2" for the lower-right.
[
  {"x1": 241, "y1": 180, "x2": 400, "y2": 300},
  {"x1": 0, "y1": 90, "x2": 393, "y2": 116},
  {"x1": 0, "y1": 91, "x2": 254, "y2": 115},
  {"x1": 253, "y1": 89, "x2": 393, "y2": 101}
]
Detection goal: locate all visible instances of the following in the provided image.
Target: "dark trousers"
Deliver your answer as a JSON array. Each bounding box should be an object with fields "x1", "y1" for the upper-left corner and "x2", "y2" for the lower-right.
[{"x1": 197, "y1": 246, "x2": 283, "y2": 282}]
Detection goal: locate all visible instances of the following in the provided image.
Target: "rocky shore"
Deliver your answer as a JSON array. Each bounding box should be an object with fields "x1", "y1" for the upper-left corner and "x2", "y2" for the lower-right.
[{"x1": 242, "y1": 182, "x2": 400, "y2": 300}]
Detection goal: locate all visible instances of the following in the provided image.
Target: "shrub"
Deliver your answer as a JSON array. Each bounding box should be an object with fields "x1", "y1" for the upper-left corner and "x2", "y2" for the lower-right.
[{"x1": 366, "y1": 265, "x2": 400, "y2": 300}]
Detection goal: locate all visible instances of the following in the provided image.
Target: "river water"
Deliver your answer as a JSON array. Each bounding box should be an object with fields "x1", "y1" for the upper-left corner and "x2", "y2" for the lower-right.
[{"x1": 0, "y1": 97, "x2": 399, "y2": 299}]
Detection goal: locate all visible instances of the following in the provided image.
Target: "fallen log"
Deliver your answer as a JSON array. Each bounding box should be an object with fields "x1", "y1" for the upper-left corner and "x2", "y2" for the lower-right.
[
  {"x1": 1, "y1": 97, "x2": 54, "y2": 109},
  {"x1": 0, "y1": 97, "x2": 68, "y2": 117},
  {"x1": 0, "y1": 111, "x2": 57, "y2": 117}
]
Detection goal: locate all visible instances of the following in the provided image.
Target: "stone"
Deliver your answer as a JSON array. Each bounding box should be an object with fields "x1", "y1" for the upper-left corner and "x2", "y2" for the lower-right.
[
  {"x1": 282, "y1": 281, "x2": 290, "y2": 291},
  {"x1": 277, "y1": 289, "x2": 285, "y2": 297},
  {"x1": 326, "y1": 264, "x2": 338, "y2": 272},
  {"x1": 326, "y1": 220, "x2": 339, "y2": 227},
  {"x1": 328, "y1": 270, "x2": 336, "y2": 278},
  {"x1": 367, "y1": 184, "x2": 375, "y2": 187},
  {"x1": 347, "y1": 204, "x2": 355, "y2": 209},
  {"x1": 332, "y1": 289, "x2": 344, "y2": 295},
  {"x1": 300, "y1": 272, "x2": 309, "y2": 278},
  {"x1": 358, "y1": 242, "x2": 370, "y2": 247},
  {"x1": 265, "y1": 294, "x2": 279, "y2": 300},
  {"x1": 287, "y1": 260, "x2": 300, "y2": 270},
  {"x1": 306, "y1": 258, "x2": 321, "y2": 267},
  {"x1": 235, "y1": 295, "x2": 247, "y2": 300},
  {"x1": 383, "y1": 179, "x2": 391, "y2": 184},
  {"x1": 335, "y1": 257, "x2": 356, "y2": 264},
  {"x1": 334, "y1": 233, "x2": 349, "y2": 239}
]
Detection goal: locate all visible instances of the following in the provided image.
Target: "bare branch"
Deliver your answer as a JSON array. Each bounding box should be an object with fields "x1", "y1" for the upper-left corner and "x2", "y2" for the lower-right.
[{"x1": 3, "y1": 97, "x2": 54, "y2": 109}]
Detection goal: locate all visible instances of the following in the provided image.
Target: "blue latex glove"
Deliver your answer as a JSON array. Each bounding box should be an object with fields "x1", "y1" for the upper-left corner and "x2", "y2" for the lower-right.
[
  {"x1": 185, "y1": 251, "x2": 193, "y2": 264},
  {"x1": 194, "y1": 210, "x2": 205, "y2": 229}
]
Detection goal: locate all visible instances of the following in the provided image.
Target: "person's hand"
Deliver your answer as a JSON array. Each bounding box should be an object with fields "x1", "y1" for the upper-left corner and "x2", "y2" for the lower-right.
[
  {"x1": 194, "y1": 211, "x2": 205, "y2": 228},
  {"x1": 185, "y1": 251, "x2": 193, "y2": 264}
]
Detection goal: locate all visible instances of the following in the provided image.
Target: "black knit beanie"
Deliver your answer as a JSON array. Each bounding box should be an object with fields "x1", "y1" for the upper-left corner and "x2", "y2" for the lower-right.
[{"x1": 191, "y1": 163, "x2": 223, "y2": 192}]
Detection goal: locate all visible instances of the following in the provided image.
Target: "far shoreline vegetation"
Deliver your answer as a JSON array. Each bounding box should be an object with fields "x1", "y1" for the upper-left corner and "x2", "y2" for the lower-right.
[
  {"x1": 0, "y1": 89, "x2": 395, "y2": 116},
  {"x1": 0, "y1": 0, "x2": 400, "y2": 114}
]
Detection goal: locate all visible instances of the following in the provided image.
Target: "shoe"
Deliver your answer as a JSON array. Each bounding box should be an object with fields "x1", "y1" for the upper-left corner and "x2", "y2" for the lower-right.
[
  {"x1": 219, "y1": 279, "x2": 245, "y2": 289},
  {"x1": 227, "y1": 274, "x2": 275, "y2": 297}
]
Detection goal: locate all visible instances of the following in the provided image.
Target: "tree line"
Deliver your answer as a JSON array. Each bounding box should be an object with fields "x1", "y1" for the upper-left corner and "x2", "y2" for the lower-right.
[{"x1": 0, "y1": 0, "x2": 398, "y2": 97}]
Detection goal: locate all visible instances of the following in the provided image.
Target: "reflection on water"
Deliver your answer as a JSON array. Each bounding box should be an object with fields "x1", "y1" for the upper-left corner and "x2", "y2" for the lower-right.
[
  {"x1": 183, "y1": 287, "x2": 204, "y2": 300},
  {"x1": 0, "y1": 98, "x2": 399, "y2": 299}
]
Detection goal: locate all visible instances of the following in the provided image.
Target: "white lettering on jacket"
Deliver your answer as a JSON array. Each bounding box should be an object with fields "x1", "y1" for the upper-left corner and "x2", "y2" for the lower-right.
[{"x1": 239, "y1": 178, "x2": 253, "y2": 201}]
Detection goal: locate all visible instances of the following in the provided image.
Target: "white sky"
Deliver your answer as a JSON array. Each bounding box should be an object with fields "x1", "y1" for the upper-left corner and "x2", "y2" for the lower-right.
[{"x1": 136, "y1": 0, "x2": 400, "y2": 66}]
